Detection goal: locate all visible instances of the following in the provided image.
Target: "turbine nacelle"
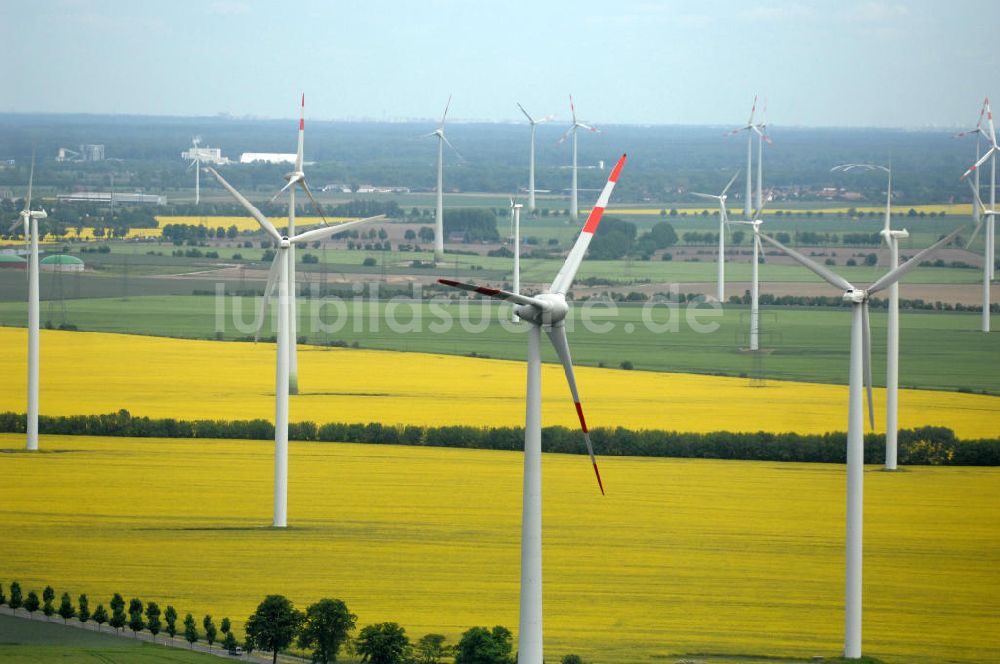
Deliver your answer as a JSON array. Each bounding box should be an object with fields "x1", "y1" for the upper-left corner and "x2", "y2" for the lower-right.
[
  {"x1": 881, "y1": 228, "x2": 909, "y2": 241},
  {"x1": 516, "y1": 293, "x2": 569, "y2": 326},
  {"x1": 843, "y1": 289, "x2": 868, "y2": 304},
  {"x1": 280, "y1": 237, "x2": 291, "y2": 248}
]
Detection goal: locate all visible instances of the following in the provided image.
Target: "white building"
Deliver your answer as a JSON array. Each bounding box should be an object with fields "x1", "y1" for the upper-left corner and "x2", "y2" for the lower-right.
[
  {"x1": 239, "y1": 153, "x2": 297, "y2": 164},
  {"x1": 56, "y1": 192, "x2": 166, "y2": 206},
  {"x1": 181, "y1": 146, "x2": 230, "y2": 165}
]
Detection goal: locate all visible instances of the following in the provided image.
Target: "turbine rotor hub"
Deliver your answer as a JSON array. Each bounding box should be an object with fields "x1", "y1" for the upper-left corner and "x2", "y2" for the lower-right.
[{"x1": 843, "y1": 288, "x2": 868, "y2": 304}]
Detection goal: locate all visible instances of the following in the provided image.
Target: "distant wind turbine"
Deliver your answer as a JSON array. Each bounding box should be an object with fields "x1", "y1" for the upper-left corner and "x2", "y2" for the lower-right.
[
  {"x1": 759, "y1": 226, "x2": 962, "y2": 660},
  {"x1": 960, "y1": 96, "x2": 997, "y2": 332},
  {"x1": 752, "y1": 100, "x2": 772, "y2": 214},
  {"x1": 438, "y1": 153, "x2": 627, "y2": 664},
  {"x1": 425, "y1": 96, "x2": 461, "y2": 263},
  {"x1": 267, "y1": 94, "x2": 328, "y2": 394},
  {"x1": 691, "y1": 171, "x2": 740, "y2": 303},
  {"x1": 516, "y1": 103, "x2": 552, "y2": 214},
  {"x1": 726, "y1": 95, "x2": 759, "y2": 219},
  {"x1": 206, "y1": 165, "x2": 383, "y2": 527},
  {"x1": 558, "y1": 95, "x2": 600, "y2": 219}
]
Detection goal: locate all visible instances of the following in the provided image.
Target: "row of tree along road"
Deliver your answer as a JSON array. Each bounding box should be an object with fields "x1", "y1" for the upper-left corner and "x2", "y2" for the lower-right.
[{"x1": 0, "y1": 581, "x2": 590, "y2": 664}]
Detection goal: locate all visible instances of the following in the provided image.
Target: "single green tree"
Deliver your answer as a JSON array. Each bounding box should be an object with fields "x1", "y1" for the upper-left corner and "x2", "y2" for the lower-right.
[
  {"x1": 561, "y1": 656, "x2": 585, "y2": 664},
  {"x1": 415, "y1": 633, "x2": 450, "y2": 663},
  {"x1": 297, "y1": 598, "x2": 357, "y2": 663},
  {"x1": 128, "y1": 598, "x2": 145, "y2": 637},
  {"x1": 245, "y1": 595, "x2": 303, "y2": 664},
  {"x1": 183, "y1": 612, "x2": 199, "y2": 648},
  {"x1": 42, "y1": 585, "x2": 56, "y2": 618},
  {"x1": 109, "y1": 593, "x2": 127, "y2": 632},
  {"x1": 24, "y1": 590, "x2": 40, "y2": 615},
  {"x1": 93, "y1": 604, "x2": 109, "y2": 631},
  {"x1": 9, "y1": 582, "x2": 22, "y2": 614},
  {"x1": 78, "y1": 594, "x2": 90, "y2": 624},
  {"x1": 454, "y1": 625, "x2": 515, "y2": 664},
  {"x1": 58, "y1": 592, "x2": 76, "y2": 623},
  {"x1": 204, "y1": 614, "x2": 218, "y2": 647},
  {"x1": 223, "y1": 630, "x2": 239, "y2": 653},
  {"x1": 355, "y1": 622, "x2": 410, "y2": 664},
  {"x1": 220, "y1": 617, "x2": 232, "y2": 636},
  {"x1": 147, "y1": 602, "x2": 162, "y2": 641},
  {"x1": 165, "y1": 605, "x2": 178, "y2": 638}
]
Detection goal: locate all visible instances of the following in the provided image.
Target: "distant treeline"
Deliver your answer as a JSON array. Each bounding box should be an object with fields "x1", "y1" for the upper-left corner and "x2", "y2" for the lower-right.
[{"x1": 2, "y1": 410, "x2": 997, "y2": 466}]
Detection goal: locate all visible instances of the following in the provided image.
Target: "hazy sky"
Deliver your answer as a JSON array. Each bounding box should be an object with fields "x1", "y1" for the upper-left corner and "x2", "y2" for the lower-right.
[{"x1": 3, "y1": 0, "x2": 998, "y2": 128}]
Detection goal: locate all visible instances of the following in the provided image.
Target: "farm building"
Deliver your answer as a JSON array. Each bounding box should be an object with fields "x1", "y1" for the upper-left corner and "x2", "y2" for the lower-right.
[
  {"x1": 239, "y1": 152, "x2": 296, "y2": 164},
  {"x1": 0, "y1": 254, "x2": 26, "y2": 269},
  {"x1": 40, "y1": 255, "x2": 85, "y2": 272}
]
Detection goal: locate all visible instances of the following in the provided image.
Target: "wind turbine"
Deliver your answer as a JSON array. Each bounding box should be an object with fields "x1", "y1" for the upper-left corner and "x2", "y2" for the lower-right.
[
  {"x1": 510, "y1": 198, "x2": 523, "y2": 323},
  {"x1": 205, "y1": 165, "x2": 383, "y2": 528},
  {"x1": 438, "y1": 153, "x2": 627, "y2": 664},
  {"x1": 187, "y1": 137, "x2": 203, "y2": 205},
  {"x1": 726, "y1": 95, "x2": 759, "y2": 219},
  {"x1": 832, "y1": 163, "x2": 908, "y2": 470},
  {"x1": 960, "y1": 96, "x2": 997, "y2": 331},
  {"x1": 967, "y1": 182, "x2": 998, "y2": 336},
  {"x1": 558, "y1": 95, "x2": 600, "y2": 219},
  {"x1": 516, "y1": 103, "x2": 552, "y2": 214},
  {"x1": 425, "y1": 96, "x2": 460, "y2": 263},
  {"x1": 267, "y1": 94, "x2": 328, "y2": 395},
  {"x1": 728, "y1": 194, "x2": 770, "y2": 351},
  {"x1": 8, "y1": 156, "x2": 47, "y2": 451},
  {"x1": 758, "y1": 227, "x2": 961, "y2": 660},
  {"x1": 954, "y1": 100, "x2": 987, "y2": 232},
  {"x1": 691, "y1": 171, "x2": 740, "y2": 303},
  {"x1": 752, "y1": 100, "x2": 772, "y2": 214}
]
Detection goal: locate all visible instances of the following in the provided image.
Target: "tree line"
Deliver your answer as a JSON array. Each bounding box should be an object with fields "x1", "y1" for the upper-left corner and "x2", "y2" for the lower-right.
[
  {"x1": 0, "y1": 581, "x2": 589, "y2": 664},
  {"x1": 1, "y1": 410, "x2": 996, "y2": 466}
]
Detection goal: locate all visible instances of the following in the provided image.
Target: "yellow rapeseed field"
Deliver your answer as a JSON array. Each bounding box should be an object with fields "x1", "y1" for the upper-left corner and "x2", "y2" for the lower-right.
[
  {"x1": 155, "y1": 216, "x2": 358, "y2": 232},
  {"x1": 0, "y1": 328, "x2": 996, "y2": 438},
  {"x1": 0, "y1": 434, "x2": 996, "y2": 663}
]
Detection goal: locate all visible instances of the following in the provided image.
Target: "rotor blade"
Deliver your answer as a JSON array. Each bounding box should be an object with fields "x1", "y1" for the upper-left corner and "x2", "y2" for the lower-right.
[
  {"x1": 254, "y1": 251, "x2": 283, "y2": 342},
  {"x1": 965, "y1": 219, "x2": 985, "y2": 249},
  {"x1": 755, "y1": 233, "x2": 767, "y2": 262},
  {"x1": 437, "y1": 279, "x2": 548, "y2": 309},
  {"x1": 296, "y1": 93, "x2": 305, "y2": 172},
  {"x1": 187, "y1": 160, "x2": 197, "y2": 172},
  {"x1": 721, "y1": 170, "x2": 741, "y2": 197},
  {"x1": 25, "y1": 152, "x2": 35, "y2": 213},
  {"x1": 298, "y1": 179, "x2": 329, "y2": 224},
  {"x1": 569, "y1": 94, "x2": 576, "y2": 124},
  {"x1": 441, "y1": 134, "x2": 464, "y2": 161},
  {"x1": 758, "y1": 231, "x2": 854, "y2": 291},
  {"x1": 516, "y1": 102, "x2": 533, "y2": 124},
  {"x1": 204, "y1": 166, "x2": 282, "y2": 242},
  {"x1": 690, "y1": 192, "x2": 720, "y2": 201},
  {"x1": 868, "y1": 227, "x2": 964, "y2": 295},
  {"x1": 269, "y1": 177, "x2": 297, "y2": 204},
  {"x1": 959, "y1": 147, "x2": 997, "y2": 181},
  {"x1": 440, "y1": 94, "x2": 452, "y2": 127},
  {"x1": 557, "y1": 127, "x2": 574, "y2": 145},
  {"x1": 577, "y1": 122, "x2": 600, "y2": 133},
  {"x1": 7, "y1": 217, "x2": 21, "y2": 234},
  {"x1": 544, "y1": 324, "x2": 604, "y2": 495},
  {"x1": 549, "y1": 153, "x2": 627, "y2": 294},
  {"x1": 985, "y1": 97, "x2": 996, "y2": 147},
  {"x1": 292, "y1": 214, "x2": 386, "y2": 245},
  {"x1": 747, "y1": 94, "x2": 758, "y2": 125},
  {"x1": 862, "y1": 301, "x2": 874, "y2": 431}
]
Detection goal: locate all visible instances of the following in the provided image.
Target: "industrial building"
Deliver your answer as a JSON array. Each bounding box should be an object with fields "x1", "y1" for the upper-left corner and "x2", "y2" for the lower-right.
[
  {"x1": 181, "y1": 146, "x2": 229, "y2": 165},
  {"x1": 57, "y1": 144, "x2": 105, "y2": 162},
  {"x1": 0, "y1": 254, "x2": 27, "y2": 269},
  {"x1": 41, "y1": 255, "x2": 85, "y2": 272},
  {"x1": 239, "y1": 153, "x2": 297, "y2": 164},
  {"x1": 56, "y1": 192, "x2": 166, "y2": 206}
]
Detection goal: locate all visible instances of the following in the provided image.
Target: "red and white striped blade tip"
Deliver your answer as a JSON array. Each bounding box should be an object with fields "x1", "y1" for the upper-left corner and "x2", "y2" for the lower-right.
[{"x1": 593, "y1": 463, "x2": 605, "y2": 495}]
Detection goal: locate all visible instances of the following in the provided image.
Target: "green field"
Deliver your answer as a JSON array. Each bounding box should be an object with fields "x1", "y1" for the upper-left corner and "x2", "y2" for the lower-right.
[
  {"x1": 0, "y1": 613, "x2": 224, "y2": 663},
  {"x1": 0, "y1": 295, "x2": 996, "y2": 393}
]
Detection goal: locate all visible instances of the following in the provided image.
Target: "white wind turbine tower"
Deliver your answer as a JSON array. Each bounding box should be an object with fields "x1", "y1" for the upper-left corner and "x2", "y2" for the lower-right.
[
  {"x1": 960, "y1": 96, "x2": 998, "y2": 332},
  {"x1": 8, "y1": 156, "x2": 47, "y2": 451},
  {"x1": 752, "y1": 100, "x2": 772, "y2": 214},
  {"x1": 967, "y1": 181, "x2": 998, "y2": 339},
  {"x1": 728, "y1": 194, "x2": 770, "y2": 351},
  {"x1": 559, "y1": 95, "x2": 600, "y2": 219},
  {"x1": 832, "y1": 163, "x2": 908, "y2": 470},
  {"x1": 516, "y1": 103, "x2": 552, "y2": 214},
  {"x1": 187, "y1": 136, "x2": 203, "y2": 205},
  {"x1": 726, "y1": 95, "x2": 759, "y2": 219},
  {"x1": 759, "y1": 227, "x2": 962, "y2": 660},
  {"x1": 509, "y1": 198, "x2": 523, "y2": 323},
  {"x1": 268, "y1": 94, "x2": 329, "y2": 394},
  {"x1": 206, "y1": 165, "x2": 383, "y2": 528},
  {"x1": 425, "y1": 96, "x2": 460, "y2": 263},
  {"x1": 691, "y1": 171, "x2": 740, "y2": 303},
  {"x1": 439, "y1": 154, "x2": 627, "y2": 664}
]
